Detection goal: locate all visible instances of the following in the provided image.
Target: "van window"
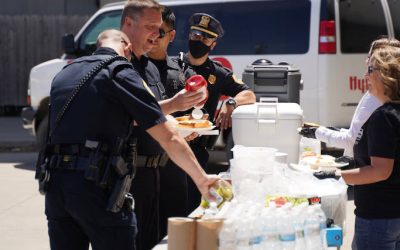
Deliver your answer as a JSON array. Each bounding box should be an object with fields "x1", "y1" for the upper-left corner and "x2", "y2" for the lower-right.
[
  {"x1": 339, "y1": 0, "x2": 387, "y2": 53},
  {"x1": 78, "y1": 10, "x2": 121, "y2": 54},
  {"x1": 387, "y1": 0, "x2": 400, "y2": 39},
  {"x1": 169, "y1": 0, "x2": 311, "y2": 56}
]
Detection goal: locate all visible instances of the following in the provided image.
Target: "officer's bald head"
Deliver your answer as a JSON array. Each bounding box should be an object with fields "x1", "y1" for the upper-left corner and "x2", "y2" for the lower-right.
[
  {"x1": 97, "y1": 29, "x2": 132, "y2": 60},
  {"x1": 97, "y1": 29, "x2": 130, "y2": 47}
]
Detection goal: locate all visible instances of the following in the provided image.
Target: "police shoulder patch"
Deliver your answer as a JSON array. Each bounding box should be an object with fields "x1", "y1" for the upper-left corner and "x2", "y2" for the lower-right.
[
  {"x1": 211, "y1": 59, "x2": 232, "y2": 73},
  {"x1": 232, "y1": 74, "x2": 244, "y2": 84}
]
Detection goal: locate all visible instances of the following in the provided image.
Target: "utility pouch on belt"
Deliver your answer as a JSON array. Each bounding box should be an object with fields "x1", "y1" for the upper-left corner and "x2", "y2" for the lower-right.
[
  {"x1": 35, "y1": 145, "x2": 51, "y2": 195},
  {"x1": 85, "y1": 141, "x2": 106, "y2": 182}
]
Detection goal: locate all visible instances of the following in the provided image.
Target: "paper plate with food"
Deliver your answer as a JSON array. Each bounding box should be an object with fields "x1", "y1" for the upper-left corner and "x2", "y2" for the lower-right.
[
  {"x1": 289, "y1": 154, "x2": 348, "y2": 173},
  {"x1": 171, "y1": 115, "x2": 218, "y2": 137}
]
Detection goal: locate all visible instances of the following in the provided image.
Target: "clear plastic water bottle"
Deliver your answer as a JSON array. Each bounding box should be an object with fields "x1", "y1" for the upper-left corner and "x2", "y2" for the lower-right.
[
  {"x1": 278, "y1": 210, "x2": 296, "y2": 250},
  {"x1": 218, "y1": 219, "x2": 236, "y2": 250},
  {"x1": 236, "y1": 218, "x2": 252, "y2": 250},
  {"x1": 293, "y1": 204, "x2": 307, "y2": 250},
  {"x1": 249, "y1": 215, "x2": 264, "y2": 249},
  {"x1": 304, "y1": 206, "x2": 323, "y2": 250},
  {"x1": 261, "y1": 207, "x2": 281, "y2": 250},
  {"x1": 314, "y1": 204, "x2": 328, "y2": 249}
]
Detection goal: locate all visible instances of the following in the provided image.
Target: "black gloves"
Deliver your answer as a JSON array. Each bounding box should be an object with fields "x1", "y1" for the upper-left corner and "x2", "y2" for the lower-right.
[
  {"x1": 313, "y1": 170, "x2": 338, "y2": 180},
  {"x1": 313, "y1": 156, "x2": 356, "y2": 179},
  {"x1": 335, "y1": 156, "x2": 356, "y2": 170},
  {"x1": 299, "y1": 126, "x2": 318, "y2": 139}
]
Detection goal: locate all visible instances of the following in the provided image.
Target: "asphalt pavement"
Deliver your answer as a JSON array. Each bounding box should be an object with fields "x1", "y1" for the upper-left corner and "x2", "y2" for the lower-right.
[
  {"x1": 0, "y1": 117, "x2": 37, "y2": 152},
  {"x1": 0, "y1": 116, "x2": 354, "y2": 250}
]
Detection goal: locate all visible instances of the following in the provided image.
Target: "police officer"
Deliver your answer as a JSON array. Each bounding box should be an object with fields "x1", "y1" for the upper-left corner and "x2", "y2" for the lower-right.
[
  {"x1": 120, "y1": 1, "x2": 204, "y2": 249},
  {"x1": 41, "y1": 29, "x2": 218, "y2": 250},
  {"x1": 170, "y1": 13, "x2": 256, "y2": 213},
  {"x1": 147, "y1": 7, "x2": 200, "y2": 239}
]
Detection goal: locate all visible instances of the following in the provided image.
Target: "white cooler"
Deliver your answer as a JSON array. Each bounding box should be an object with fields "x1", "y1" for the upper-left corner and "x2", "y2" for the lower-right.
[{"x1": 231, "y1": 102, "x2": 303, "y2": 164}]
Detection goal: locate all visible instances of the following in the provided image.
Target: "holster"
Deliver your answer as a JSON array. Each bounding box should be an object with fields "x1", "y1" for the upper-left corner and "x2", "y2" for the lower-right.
[
  {"x1": 35, "y1": 145, "x2": 51, "y2": 195},
  {"x1": 106, "y1": 163, "x2": 135, "y2": 213},
  {"x1": 105, "y1": 136, "x2": 137, "y2": 213}
]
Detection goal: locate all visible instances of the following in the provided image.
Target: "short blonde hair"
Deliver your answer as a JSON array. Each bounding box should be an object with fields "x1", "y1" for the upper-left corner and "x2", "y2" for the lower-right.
[
  {"x1": 120, "y1": 0, "x2": 163, "y2": 27},
  {"x1": 371, "y1": 46, "x2": 400, "y2": 102}
]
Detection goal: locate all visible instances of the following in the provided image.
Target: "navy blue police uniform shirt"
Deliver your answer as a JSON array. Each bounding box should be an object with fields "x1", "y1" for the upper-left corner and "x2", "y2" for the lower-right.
[
  {"x1": 150, "y1": 56, "x2": 195, "y2": 99},
  {"x1": 174, "y1": 54, "x2": 250, "y2": 120},
  {"x1": 49, "y1": 47, "x2": 166, "y2": 146},
  {"x1": 353, "y1": 102, "x2": 400, "y2": 219},
  {"x1": 131, "y1": 55, "x2": 166, "y2": 156}
]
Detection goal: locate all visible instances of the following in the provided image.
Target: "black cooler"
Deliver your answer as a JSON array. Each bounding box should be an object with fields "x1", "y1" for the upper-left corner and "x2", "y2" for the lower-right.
[{"x1": 242, "y1": 59, "x2": 302, "y2": 103}]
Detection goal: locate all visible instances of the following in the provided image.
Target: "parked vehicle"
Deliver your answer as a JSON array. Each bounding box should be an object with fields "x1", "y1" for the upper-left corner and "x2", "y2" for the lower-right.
[{"x1": 22, "y1": 0, "x2": 400, "y2": 148}]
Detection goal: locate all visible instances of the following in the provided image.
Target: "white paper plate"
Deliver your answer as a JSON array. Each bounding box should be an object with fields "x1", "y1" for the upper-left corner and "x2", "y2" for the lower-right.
[
  {"x1": 289, "y1": 163, "x2": 315, "y2": 173},
  {"x1": 289, "y1": 161, "x2": 348, "y2": 173},
  {"x1": 176, "y1": 125, "x2": 216, "y2": 132},
  {"x1": 333, "y1": 161, "x2": 350, "y2": 168}
]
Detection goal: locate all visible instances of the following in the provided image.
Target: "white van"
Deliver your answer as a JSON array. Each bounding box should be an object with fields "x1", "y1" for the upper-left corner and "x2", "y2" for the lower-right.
[{"x1": 22, "y1": 0, "x2": 400, "y2": 146}]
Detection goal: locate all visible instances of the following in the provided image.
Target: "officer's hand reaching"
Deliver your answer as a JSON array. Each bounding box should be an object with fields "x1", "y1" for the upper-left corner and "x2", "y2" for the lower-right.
[
  {"x1": 335, "y1": 156, "x2": 356, "y2": 170},
  {"x1": 216, "y1": 103, "x2": 234, "y2": 130},
  {"x1": 184, "y1": 132, "x2": 199, "y2": 142},
  {"x1": 171, "y1": 89, "x2": 205, "y2": 112},
  {"x1": 298, "y1": 126, "x2": 318, "y2": 139},
  {"x1": 196, "y1": 174, "x2": 220, "y2": 198}
]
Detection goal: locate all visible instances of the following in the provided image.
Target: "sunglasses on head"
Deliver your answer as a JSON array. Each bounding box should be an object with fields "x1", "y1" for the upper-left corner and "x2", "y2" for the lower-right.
[
  {"x1": 368, "y1": 65, "x2": 379, "y2": 74},
  {"x1": 159, "y1": 28, "x2": 173, "y2": 38}
]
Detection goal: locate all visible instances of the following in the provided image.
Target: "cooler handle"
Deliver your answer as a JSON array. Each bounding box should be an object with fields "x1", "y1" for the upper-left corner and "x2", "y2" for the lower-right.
[
  {"x1": 259, "y1": 97, "x2": 278, "y2": 104},
  {"x1": 256, "y1": 98, "x2": 278, "y2": 128}
]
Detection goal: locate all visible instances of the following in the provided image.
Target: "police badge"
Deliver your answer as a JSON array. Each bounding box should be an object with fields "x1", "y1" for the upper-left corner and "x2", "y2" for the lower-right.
[
  {"x1": 199, "y1": 15, "x2": 211, "y2": 28},
  {"x1": 208, "y1": 74, "x2": 216, "y2": 84}
]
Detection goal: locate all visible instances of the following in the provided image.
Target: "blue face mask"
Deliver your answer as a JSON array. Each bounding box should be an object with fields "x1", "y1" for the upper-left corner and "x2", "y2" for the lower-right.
[{"x1": 189, "y1": 40, "x2": 211, "y2": 58}]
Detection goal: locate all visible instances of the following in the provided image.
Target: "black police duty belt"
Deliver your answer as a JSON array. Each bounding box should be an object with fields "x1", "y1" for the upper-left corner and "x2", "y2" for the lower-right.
[
  {"x1": 46, "y1": 144, "x2": 95, "y2": 172},
  {"x1": 135, "y1": 153, "x2": 168, "y2": 168}
]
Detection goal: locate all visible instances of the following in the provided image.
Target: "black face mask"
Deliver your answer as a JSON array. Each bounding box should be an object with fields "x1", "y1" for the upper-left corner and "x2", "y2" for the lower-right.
[{"x1": 189, "y1": 40, "x2": 211, "y2": 59}]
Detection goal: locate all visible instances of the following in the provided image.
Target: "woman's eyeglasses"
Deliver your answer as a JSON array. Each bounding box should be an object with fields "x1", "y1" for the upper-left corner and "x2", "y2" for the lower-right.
[
  {"x1": 368, "y1": 65, "x2": 379, "y2": 74},
  {"x1": 159, "y1": 29, "x2": 173, "y2": 39}
]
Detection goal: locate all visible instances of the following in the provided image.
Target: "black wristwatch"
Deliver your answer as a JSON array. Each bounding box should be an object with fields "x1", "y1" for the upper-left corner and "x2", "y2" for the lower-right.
[{"x1": 226, "y1": 98, "x2": 237, "y2": 108}]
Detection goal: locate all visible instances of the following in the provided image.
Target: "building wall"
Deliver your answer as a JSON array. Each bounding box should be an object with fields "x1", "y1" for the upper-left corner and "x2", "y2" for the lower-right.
[
  {"x1": 0, "y1": 15, "x2": 90, "y2": 106},
  {"x1": 0, "y1": 0, "x2": 99, "y2": 15},
  {"x1": 0, "y1": 0, "x2": 96, "y2": 107}
]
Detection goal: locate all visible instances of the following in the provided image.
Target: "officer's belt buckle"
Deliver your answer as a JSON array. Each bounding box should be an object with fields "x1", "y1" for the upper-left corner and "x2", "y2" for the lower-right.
[
  {"x1": 51, "y1": 154, "x2": 87, "y2": 171},
  {"x1": 158, "y1": 153, "x2": 169, "y2": 167},
  {"x1": 147, "y1": 155, "x2": 160, "y2": 168},
  {"x1": 63, "y1": 155, "x2": 72, "y2": 163}
]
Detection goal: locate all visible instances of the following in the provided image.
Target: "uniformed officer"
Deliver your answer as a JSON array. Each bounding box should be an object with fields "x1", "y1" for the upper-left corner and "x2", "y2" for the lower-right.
[
  {"x1": 120, "y1": 1, "x2": 205, "y2": 249},
  {"x1": 171, "y1": 13, "x2": 257, "y2": 213},
  {"x1": 147, "y1": 7, "x2": 201, "y2": 239},
  {"x1": 40, "y1": 29, "x2": 218, "y2": 250}
]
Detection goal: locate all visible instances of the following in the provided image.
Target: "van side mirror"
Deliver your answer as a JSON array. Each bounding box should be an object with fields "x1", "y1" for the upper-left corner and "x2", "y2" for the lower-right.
[{"x1": 62, "y1": 34, "x2": 75, "y2": 54}]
